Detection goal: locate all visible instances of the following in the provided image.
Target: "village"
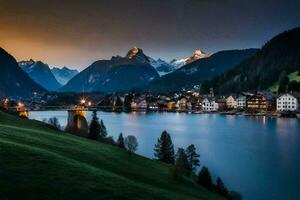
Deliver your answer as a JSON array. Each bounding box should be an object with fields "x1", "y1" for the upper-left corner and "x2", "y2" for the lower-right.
[{"x1": 1, "y1": 88, "x2": 300, "y2": 118}]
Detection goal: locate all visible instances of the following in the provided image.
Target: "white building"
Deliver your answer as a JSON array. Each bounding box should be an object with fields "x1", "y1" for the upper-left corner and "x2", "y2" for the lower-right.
[
  {"x1": 226, "y1": 96, "x2": 237, "y2": 109},
  {"x1": 202, "y1": 98, "x2": 219, "y2": 112},
  {"x1": 276, "y1": 93, "x2": 300, "y2": 112},
  {"x1": 236, "y1": 95, "x2": 246, "y2": 109}
]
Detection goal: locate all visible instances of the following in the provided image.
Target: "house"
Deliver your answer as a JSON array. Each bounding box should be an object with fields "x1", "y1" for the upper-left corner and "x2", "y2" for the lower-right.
[
  {"x1": 215, "y1": 97, "x2": 227, "y2": 111},
  {"x1": 246, "y1": 94, "x2": 268, "y2": 111},
  {"x1": 202, "y1": 98, "x2": 218, "y2": 112},
  {"x1": 176, "y1": 97, "x2": 188, "y2": 111},
  {"x1": 276, "y1": 93, "x2": 300, "y2": 112},
  {"x1": 236, "y1": 94, "x2": 246, "y2": 109},
  {"x1": 226, "y1": 95, "x2": 237, "y2": 109}
]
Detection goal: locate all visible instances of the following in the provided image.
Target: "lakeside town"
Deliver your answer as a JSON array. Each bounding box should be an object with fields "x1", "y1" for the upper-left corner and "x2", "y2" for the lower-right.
[{"x1": 1, "y1": 88, "x2": 300, "y2": 118}]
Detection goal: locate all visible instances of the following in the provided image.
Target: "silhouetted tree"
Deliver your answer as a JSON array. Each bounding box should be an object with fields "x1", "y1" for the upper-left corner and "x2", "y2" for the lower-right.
[
  {"x1": 198, "y1": 166, "x2": 213, "y2": 191},
  {"x1": 100, "y1": 119, "x2": 107, "y2": 138},
  {"x1": 228, "y1": 191, "x2": 243, "y2": 200},
  {"x1": 154, "y1": 130, "x2": 175, "y2": 164},
  {"x1": 288, "y1": 81, "x2": 300, "y2": 92},
  {"x1": 88, "y1": 111, "x2": 101, "y2": 140},
  {"x1": 48, "y1": 117, "x2": 61, "y2": 130},
  {"x1": 215, "y1": 177, "x2": 229, "y2": 197},
  {"x1": 173, "y1": 148, "x2": 190, "y2": 181},
  {"x1": 185, "y1": 144, "x2": 200, "y2": 173},
  {"x1": 124, "y1": 135, "x2": 138, "y2": 155},
  {"x1": 117, "y1": 133, "x2": 125, "y2": 149}
]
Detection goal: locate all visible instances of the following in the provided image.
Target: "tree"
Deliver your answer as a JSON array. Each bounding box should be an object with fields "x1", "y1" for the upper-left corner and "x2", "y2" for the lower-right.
[
  {"x1": 88, "y1": 111, "x2": 101, "y2": 140},
  {"x1": 117, "y1": 133, "x2": 125, "y2": 149},
  {"x1": 124, "y1": 135, "x2": 138, "y2": 155},
  {"x1": 198, "y1": 166, "x2": 213, "y2": 190},
  {"x1": 154, "y1": 130, "x2": 175, "y2": 164},
  {"x1": 278, "y1": 71, "x2": 289, "y2": 93},
  {"x1": 215, "y1": 177, "x2": 229, "y2": 197},
  {"x1": 48, "y1": 117, "x2": 61, "y2": 130},
  {"x1": 172, "y1": 148, "x2": 190, "y2": 181},
  {"x1": 288, "y1": 81, "x2": 300, "y2": 92},
  {"x1": 228, "y1": 191, "x2": 243, "y2": 200},
  {"x1": 185, "y1": 144, "x2": 200, "y2": 173},
  {"x1": 100, "y1": 119, "x2": 107, "y2": 138}
]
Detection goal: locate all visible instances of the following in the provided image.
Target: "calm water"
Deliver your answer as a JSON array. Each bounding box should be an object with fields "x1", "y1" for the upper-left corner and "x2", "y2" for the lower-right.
[{"x1": 29, "y1": 111, "x2": 300, "y2": 200}]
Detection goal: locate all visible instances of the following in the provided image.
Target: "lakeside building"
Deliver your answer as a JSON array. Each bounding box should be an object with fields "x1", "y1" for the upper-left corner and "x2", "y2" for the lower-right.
[
  {"x1": 215, "y1": 97, "x2": 227, "y2": 111},
  {"x1": 246, "y1": 94, "x2": 268, "y2": 111},
  {"x1": 226, "y1": 95, "x2": 237, "y2": 109},
  {"x1": 202, "y1": 97, "x2": 219, "y2": 112},
  {"x1": 236, "y1": 94, "x2": 246, "y2": 109},
  {"x1": 276, "y1": 93, "x2": 300, "y2": 112}
]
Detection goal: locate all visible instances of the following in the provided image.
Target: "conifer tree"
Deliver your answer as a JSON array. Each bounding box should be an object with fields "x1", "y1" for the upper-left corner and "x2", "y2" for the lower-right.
[
  {"x1": 215, "y1": 177, "x2": 229, "y2": 197},
  {"x1": 185, "y1": 144, "x2": 200, "y2": 173},
  {"x1": 88, "y1": 111, "x2": 101, "y2": 140},
  {"x1": 154, "y1": 130, "x2": 175, "y2": 164},
  {"x1": 198, "y1": 166, "x2": 213, "y2": 190},
  {"x1": 117, "y1": 133, "x2": 125, "y2": 149},
  {"x1": 124, "y1": 135, "x2": 138, "y2": 155},
  {"x1": 173, "y1": 148, "x2": 190, "y2": 181},
  {"x1": 100, "y1": 119, "x2": 107, "y2": 138}
]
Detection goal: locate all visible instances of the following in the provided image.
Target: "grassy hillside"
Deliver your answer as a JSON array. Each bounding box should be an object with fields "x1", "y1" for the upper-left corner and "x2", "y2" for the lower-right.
[
  {"x1": 269, "y1": 71, "x2": 300, "y2": 92},
  {"x1": 0, "y1": 111, "x2": 224, "y2": 200}
]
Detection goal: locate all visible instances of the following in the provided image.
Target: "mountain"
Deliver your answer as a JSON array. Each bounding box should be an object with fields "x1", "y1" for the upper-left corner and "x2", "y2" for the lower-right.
[
  {"x1": 19, "y1": 60, "x2": 61, "y2": 91},
  {"x1": 169, "y1": 49, "x2": 210, "y2": 70},
  {"x1": 201, "y1": 27, "x2": 300, "y2": 94},
  {"x1": 51, "y1": 67, "x2": 79, "y2": 85},
  {"x1": 143, "y1": 49, "x2": 258, "y2": 92},
  {"x1": 148, "y1": 57, "x2": 174, "y2": 76},
  {"x1": 60, "y1": 47, "x2": 159, "y2": 93},
  {"x1": 0, "y1": 48, "x2": 46, "y2": 98}
]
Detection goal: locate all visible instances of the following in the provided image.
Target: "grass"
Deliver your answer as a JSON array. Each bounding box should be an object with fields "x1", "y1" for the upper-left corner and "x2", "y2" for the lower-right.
[
  {"x1": 0, "y1": 111, "x2": 224, "y2": 200},
  {"x1": 269, "y1": 71, "x2": 300, "y2": 92}
]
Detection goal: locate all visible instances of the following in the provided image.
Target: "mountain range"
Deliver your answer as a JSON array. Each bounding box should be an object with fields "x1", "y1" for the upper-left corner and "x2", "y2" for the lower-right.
[
  {"x1": 19, "y1": 60, "x2": 62, "y2": 91},
  {"x1": 143, "y1": 49, "x2": 258, "y2": 92},
  {"x1": 60, "y1": 47, "x2": 159, "y2": 93},
  {"x1": 51, "y1": 67, "x2": 79, "y2": 85},
  {"x1": 201, "y1": 27, "x2": 300, "y2": 94},
  {"x1": 0, "y1": 48, "x2": 46, "y2": 98}
]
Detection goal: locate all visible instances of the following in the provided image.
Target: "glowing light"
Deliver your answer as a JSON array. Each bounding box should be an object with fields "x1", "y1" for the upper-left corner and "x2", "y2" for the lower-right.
[
  {"x1": 18, "y1": 102, "x2": 24, "y2": 107},
  {"x1": 88, "y1": 101, "x2": 92, "y2": 106},
  {"x1": 80, "y1": 98, "x2": 86, "y2": 104}
]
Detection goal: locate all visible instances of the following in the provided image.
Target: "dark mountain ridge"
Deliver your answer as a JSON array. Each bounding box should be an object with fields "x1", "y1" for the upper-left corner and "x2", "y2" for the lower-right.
[
  {"x1": 0, "y1": 48, "x2": 46, "y2": 98},
  {"x1": 201, "y1": 27, "x2": 300, "y2": 94},
  {"x1": 60, "y1": 47, "x2": 159, "y2": 93},
  {"x1": 143, "y1": 48, "x2": 259, "y2": 92}
]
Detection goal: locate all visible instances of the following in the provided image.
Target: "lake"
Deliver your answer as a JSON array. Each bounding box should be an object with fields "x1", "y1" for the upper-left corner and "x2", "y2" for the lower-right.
[{"x1": 29, "y1": 111, "x2": 300, "y2": 200}]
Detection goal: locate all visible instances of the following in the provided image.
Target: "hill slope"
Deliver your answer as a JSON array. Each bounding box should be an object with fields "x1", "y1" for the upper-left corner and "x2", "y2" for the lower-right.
[
  {"x1": 202, "y1": 27, "x2": 300, "y2": 94},
  {"x1": 19, "y1": 60, "x2": 62, "y2": 91},
  {"x1": 0, "y1": 48, "x2": 46, "y2": 98},
  {"x1": 60, "y1": 47, "x2": 159, "y2": 93},
  {"x1": 0, "y1": 111, "x2": 223, "y2": 200},
  {"x1": 143, "y1": 49, "x2": 258, "y2": 92}
]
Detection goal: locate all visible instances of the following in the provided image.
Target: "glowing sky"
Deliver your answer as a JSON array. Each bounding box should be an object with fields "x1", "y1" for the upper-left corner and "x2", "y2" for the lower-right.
[{"x1": 0, "y1": 0, "x2": 300, "y2": 70}]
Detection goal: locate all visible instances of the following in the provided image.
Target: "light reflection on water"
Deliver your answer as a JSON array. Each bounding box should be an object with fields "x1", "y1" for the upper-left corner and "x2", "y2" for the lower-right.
[{"x1": 29, "y1": 111, "x2": 300, "y2": 200}]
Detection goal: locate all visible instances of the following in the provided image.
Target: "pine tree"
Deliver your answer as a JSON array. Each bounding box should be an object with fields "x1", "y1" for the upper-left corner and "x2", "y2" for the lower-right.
[
  {"x1": 278, "y1": 71, "x2": 289, "y2": 93},
  {"x1": 215, "y1": 177, "x2": 229, "y2": 197},
  {"x1": 88, "y1": 111, "x2": 101, "y2": 140},
  {"x1": 154, "y1": 130, "x2": 175, "y2": 164},
  {"x1": 173, "y1": 148, "x2": 190, "y2": 181},
  {"x1": 185, "y1": 144, "x2": 200, "y2": 173},
  {"x1": 198, "y1": 166, "x2": 213, "y2": 190},
  {"x1": 100, "y1": 119, "x2": 107, "y2": 138},
  {"x1": 117, "y1": 133, "x2": 125, "y2": 149}
]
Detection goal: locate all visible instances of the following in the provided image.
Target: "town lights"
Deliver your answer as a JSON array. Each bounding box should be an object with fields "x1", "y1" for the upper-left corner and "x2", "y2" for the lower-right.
[
  {"x1": 18, "y1": 102, "x2": 24, "y2": 108},
  {"x1": 80, "y1": 98, "x2": 86, "y2": 105},
  {"x1": 88, "y1": 101, "x2": 92, "y2": 106}
]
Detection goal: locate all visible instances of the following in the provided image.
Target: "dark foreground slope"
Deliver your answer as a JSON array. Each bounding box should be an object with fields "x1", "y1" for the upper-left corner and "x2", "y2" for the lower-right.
[{"x1": 0, "y1": 112, "x2": 224, "y2": 200}]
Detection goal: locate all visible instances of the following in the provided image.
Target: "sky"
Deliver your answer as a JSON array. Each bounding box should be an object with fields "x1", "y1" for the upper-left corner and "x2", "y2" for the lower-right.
[{"x1": 0, "y1": 0, "x2": 300, "y2": 70}]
